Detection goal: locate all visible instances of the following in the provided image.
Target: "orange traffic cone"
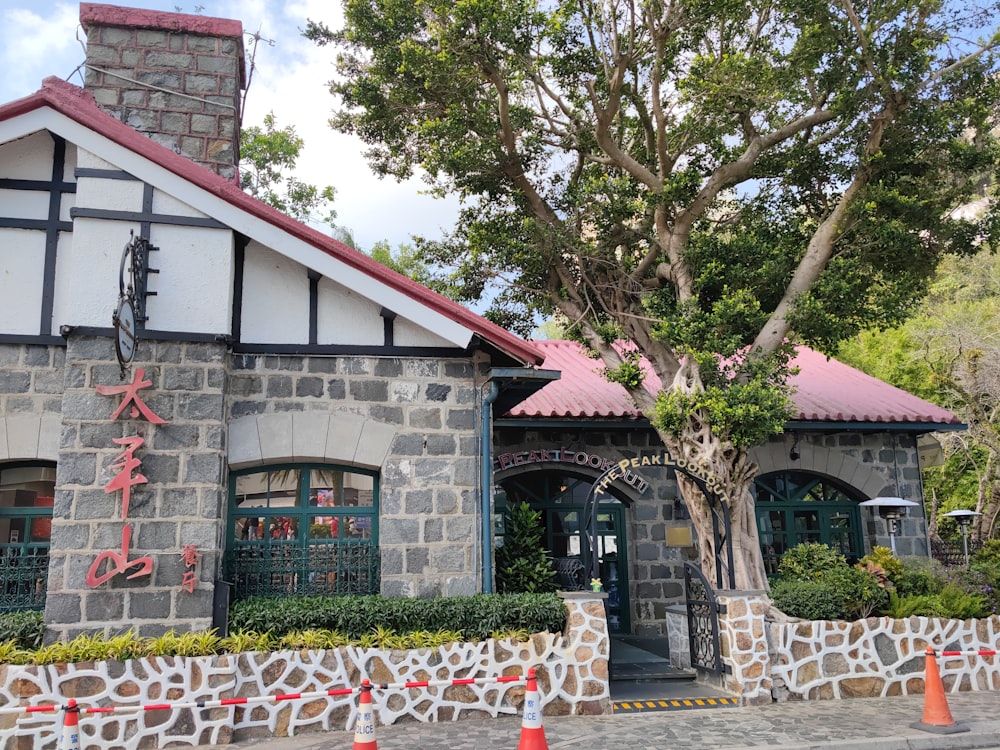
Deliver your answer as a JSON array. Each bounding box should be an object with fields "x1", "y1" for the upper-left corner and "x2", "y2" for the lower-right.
[
  {"x1": 58, "y1": 699, "x2": 81, "y2": 750},
  {"x1": 517, "y1": 668, "x2": 548, "y2": 750},
  {"x1": 353, "y1": 680, "x2": 378, "y2": 750},
  {"x1": 910, "y1": 647, "x2": 968, "y2": 735}
]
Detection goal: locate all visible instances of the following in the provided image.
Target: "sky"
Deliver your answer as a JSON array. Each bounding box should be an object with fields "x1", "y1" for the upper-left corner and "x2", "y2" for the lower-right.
[{"x1": 0, "y1": 0, "x2": 461, "y2": 252}]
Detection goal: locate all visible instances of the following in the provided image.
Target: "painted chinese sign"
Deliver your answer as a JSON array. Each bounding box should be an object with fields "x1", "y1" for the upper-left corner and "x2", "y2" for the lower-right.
[{"x1": 88, "y1": 368, "x2": 166, "y2": 588}]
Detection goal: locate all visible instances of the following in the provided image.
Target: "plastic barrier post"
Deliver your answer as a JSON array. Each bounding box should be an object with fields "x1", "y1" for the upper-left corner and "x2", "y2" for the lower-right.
[
  {"x1": 517, "y1": 668, "x2": 548, "y2": 750},
  {"x1": 910, "y1": 647, "x2": 968, "y2": 735},
  {"x1": 353, "y1": 680, "x2": 378, "y2": 750},
  {"x1": 58, "y1": 699, "x2": 81, "y2": 750}
]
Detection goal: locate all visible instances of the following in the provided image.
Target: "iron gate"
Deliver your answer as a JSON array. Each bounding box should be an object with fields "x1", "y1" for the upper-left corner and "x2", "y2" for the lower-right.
[{"x1": 684, "y1": 562, "x2": 729, "y2": 675}]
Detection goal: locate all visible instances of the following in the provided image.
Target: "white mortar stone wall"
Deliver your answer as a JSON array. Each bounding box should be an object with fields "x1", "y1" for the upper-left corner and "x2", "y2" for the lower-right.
[
  {"x1": 717, "y1": 592, "x2": 772, "y2": 705},
  {"x1": 0, "y1": 594, "x2": 610, "y2": 748},
  {"x1": 768, "y1": 615, "x2": 1000, "y2": 701}
]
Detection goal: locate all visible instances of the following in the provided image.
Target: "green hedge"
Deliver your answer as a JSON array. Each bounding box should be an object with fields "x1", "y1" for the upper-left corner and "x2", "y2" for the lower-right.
[
  {"x1": 0, "y1": 610, "x2": 44, "y2": 650},
  {"x1": 229, "y1": 592, "x2": 567, "y2": 641}
]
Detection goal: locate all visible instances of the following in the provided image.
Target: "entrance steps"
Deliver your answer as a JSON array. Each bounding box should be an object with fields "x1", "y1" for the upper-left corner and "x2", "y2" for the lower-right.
[{"x1": 609, "y1": 635, "x2": 737, "y2": 712}]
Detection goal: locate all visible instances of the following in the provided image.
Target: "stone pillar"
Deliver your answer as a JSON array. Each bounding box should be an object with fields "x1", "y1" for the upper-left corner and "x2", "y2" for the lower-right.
[
  {"x1": 558, "y1": 591, "x2": 612, "y2": 715},
  {"x1": 45, "y1": 337, "x2": 227, "y2": 641},
  {"x1": 716, "y1": 591, "x2": 772, "y2": 705}
]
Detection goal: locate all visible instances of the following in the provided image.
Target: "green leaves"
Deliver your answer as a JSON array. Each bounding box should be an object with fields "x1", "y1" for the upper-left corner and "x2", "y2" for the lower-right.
[
  {"x1": 228, "y1": 592, "x2": 566, "y2": 641},
  {"x1": 494, "y1": 502, "x2": 558, "y2": 594},
  {"x1": 239, "y1": 112, "x2": 337, "y2": 227},
  {"x1": 316, "y1": 0, "x2": 1000, "y2": 588}
]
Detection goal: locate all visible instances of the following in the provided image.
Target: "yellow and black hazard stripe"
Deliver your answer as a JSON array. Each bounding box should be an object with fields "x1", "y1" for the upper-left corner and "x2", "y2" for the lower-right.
[{"x1": 612, "y1": 696, "x2": 740, "y2": 713}]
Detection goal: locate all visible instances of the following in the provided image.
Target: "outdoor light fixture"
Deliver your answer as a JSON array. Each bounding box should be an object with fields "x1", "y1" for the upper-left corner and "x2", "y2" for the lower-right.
[
  {"x1": 943, "y1": 509, "x2": 981, "y2": 568},
  {"x1": 672, "y1": 496, "x2": 687, "y2": 520},
  {"x1": 789, "y1": 433, "x2": 801, "y2": 461},
  {"x1": 860, "y1": 497, "x2": 919, "y2": 555}
]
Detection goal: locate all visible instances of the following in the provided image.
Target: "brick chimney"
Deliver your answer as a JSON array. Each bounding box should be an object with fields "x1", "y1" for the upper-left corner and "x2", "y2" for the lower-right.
[{"x1": 80, "y1": 3, "x2": 246, "y2": 180}]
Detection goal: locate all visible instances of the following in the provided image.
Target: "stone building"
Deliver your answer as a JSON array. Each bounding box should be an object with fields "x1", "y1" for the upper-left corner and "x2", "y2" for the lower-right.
[
  {"x1": 494, "y1": 342, "x2": 960, "y2": 636},
  {"x1": 0, "y1": 4, "x2": 961, "y2": 647},
  {"x1": 0, "y1": 3, "x2": 546, "y2": 640}
]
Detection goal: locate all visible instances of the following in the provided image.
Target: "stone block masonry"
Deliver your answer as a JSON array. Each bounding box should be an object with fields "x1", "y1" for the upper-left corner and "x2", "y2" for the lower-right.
[
  {"x1": 46, "y1": 337, "x2": 228, "y2": 642},
  {"x1": 80, "y1": 3, "x2": 245, "y2": 179},
  {"x1": 228, "y1": 354, "x2": 483, "y2": 600}
]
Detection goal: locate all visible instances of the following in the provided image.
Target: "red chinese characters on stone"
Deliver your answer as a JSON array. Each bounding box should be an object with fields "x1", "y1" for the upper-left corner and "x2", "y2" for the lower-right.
[
  {"x1": 103, "y1": 435, "x2": 147, "y2": 519},
  {"x1": 86, "y1": 524, "x2": 153, "y2": 587},
  {"x1": 95, "y1": 368, "x2": 167, "y2": 424},
  {"x1": 87, "y1": 371, "x2": 165, "y2": 588},
  {"x1": 179, "y1": 545, "x2": 201, "y2": 593}
]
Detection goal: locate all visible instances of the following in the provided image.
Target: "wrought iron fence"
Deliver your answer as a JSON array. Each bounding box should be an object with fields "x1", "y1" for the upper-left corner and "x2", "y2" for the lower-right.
[
  {"x1": 224, "y1": 540, "x2": 379, "y2": 600},
  {"x1": 0, "y1": 544, "x2": 48, "y2": 612}
]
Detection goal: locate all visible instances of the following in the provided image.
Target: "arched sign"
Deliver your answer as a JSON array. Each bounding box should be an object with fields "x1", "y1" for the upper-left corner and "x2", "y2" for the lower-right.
[{"x1": 583, "y1": 453, "x2": 735, "y2": 589}]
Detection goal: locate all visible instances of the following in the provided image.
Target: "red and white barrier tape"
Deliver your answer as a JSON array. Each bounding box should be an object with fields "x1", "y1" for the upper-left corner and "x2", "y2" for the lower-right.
[
  {"x1": 0, "y1": 686, "x2": 359, "y2": 718},
  {"x1": 0, "y1": 672, "x2": 529, "y2": 718},
  {"x1": 935, "y1": 649, "x2": 998, "y2": 657},
  {"x1": 371, "y1": 674, "x2": 526, "y2": 691}
]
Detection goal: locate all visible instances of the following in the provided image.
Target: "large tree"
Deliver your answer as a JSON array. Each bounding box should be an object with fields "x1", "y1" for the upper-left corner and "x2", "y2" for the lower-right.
[
  {"x1": 309, "y1": 0, "x2": 1000, "y2": 589},
  {"x1": 841, "y1": 251, "x2": 1000, "y2": 542}
]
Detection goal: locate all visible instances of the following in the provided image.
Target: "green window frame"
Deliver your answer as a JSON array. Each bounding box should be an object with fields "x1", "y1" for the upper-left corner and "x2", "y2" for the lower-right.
[
  {"x1": 224, "y1": 464, "x2": 380, "y2": 599},
  {"x1": 0, "y1": 462, "x2": 55, "y2": 612},
  {"x1": 755, "y1": 471, "x2": 865, "y2": 575}
]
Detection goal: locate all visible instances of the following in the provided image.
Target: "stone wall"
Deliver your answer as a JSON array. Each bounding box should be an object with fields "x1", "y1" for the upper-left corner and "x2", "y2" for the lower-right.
[
  {"x1": 46, "y1": 337, "x2": 227, "y2": 641},
  {"x1": 717, "y1": 592, "x2": 772, "y2": 705},
  {"x1": 0, "y1": 345, "x2": 64, "y2": 433},
  {"x1": 0, "y1": 593, "x2": 610, "y2": 749},
  {"x1": 228, "y1": 353, "x2": 483, "y2": 599},
  {"x1": 751, "y1": 431, "x2": 928, "y2": 556},
  {"x1": 768, "y1": 615, "x2": 1000, "y2": 701}
]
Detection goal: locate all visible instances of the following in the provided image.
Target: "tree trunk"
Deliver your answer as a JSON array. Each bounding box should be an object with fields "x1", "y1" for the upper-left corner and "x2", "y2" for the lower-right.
[{"x1": 651, "y1": 360, "x2": 770, "y2": 591}]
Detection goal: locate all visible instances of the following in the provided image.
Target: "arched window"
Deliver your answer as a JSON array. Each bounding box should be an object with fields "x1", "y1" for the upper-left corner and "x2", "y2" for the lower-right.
[
  {"x1": 0, "y1": 462, "x2": 55, "y2": 611},
  {"x1": 224, "y1": 464, "x2": 379, "y2": 599},
  {"x1": 754, "y1": 471, "x2": 865, "y2": 575}
]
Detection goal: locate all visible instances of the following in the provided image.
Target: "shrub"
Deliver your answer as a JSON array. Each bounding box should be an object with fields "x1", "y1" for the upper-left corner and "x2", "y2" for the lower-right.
[
  {"x1": 0, "y1": 610, "x2": 44, "y2": 650},
  {"x1": 895, "y1": 565, "x2": 941, "y2": 597},
  {"x1": 972, "y1": 539, "x2": 1000, "y2": 568},
  {"x1": 770, "y1": 579, "x2": 850, "y2": 620},
  {"x1": 495, "y1": 502, "x2": 558, "y2": 594},
  {"x1": 859, "y1": 547, "x2": 904, "y2": 586},
  {"x1": 227, "y1": 592, "x2": 566, "y2": 641},
  {"x1": 771, "y1": 543, "x2": 887, "y2": 620},
  {"x1": 777, "y1": 543, "x2": 847, "y2": 581},
  {"x1": 885, "y1": 585, "x2": 988, "y2": 619}
]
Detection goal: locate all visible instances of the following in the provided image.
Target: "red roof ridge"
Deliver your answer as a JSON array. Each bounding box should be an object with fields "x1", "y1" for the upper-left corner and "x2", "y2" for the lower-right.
[{"x1": 1, "y1": 78, "x2": 544, "y2": 367}]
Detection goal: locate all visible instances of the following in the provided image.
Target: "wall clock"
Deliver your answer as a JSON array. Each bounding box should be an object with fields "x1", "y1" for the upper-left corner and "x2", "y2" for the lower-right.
[
  {"x1": 113, "y1": 231, "x2": 147, "y2": 375},
  {"x1": 113, "y1": 295, "x2": 137, "y2": 367}
]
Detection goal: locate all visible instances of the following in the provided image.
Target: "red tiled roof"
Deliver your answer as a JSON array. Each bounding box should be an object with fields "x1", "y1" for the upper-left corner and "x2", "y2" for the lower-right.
[
  {"x1": 507, "y1": 340, "x2": 962, "y2": 427},
  {"x1": 0, "y1": 78, "x2": 544, "y2": 367}
]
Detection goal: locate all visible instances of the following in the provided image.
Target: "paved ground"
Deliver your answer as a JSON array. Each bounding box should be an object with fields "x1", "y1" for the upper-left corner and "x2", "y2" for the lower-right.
[{"x1": 193, "y1": 690, "x2": 1000, "y2": 750}]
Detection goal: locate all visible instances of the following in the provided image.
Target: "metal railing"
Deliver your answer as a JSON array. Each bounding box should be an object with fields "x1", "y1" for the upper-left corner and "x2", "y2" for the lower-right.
[
  {"x1": 224, "y1": 540, "x2": 379, "y2": 600},
  {"x1": 0, "y1": 544, "x2": 49, "y2": 612},
  {"x1": 684, "y1": 562, "x2": 729, "y2": 676}
]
